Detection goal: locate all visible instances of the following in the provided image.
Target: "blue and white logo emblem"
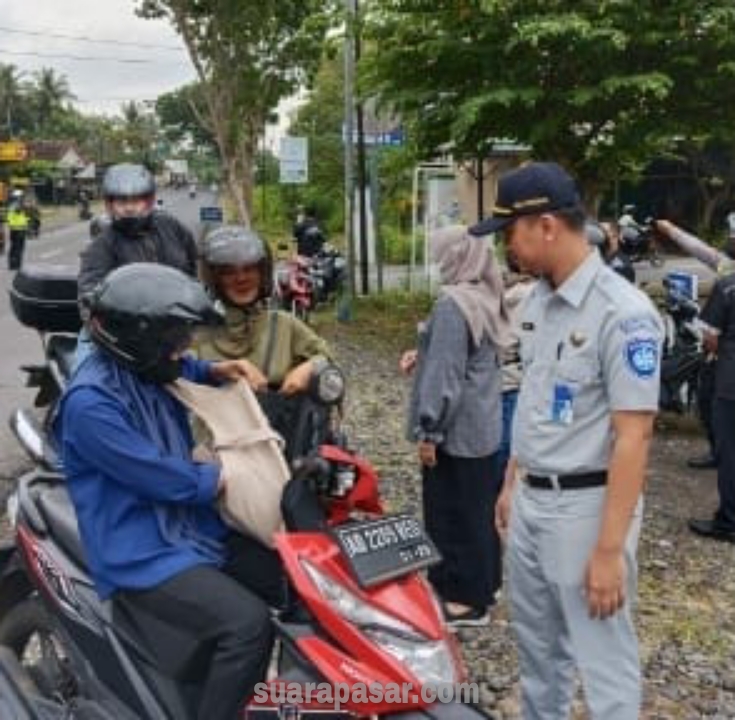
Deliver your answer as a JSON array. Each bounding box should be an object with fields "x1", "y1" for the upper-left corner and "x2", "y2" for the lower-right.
[{"x1": 625, "y1": 338, "x2": 658, "y2": 379}]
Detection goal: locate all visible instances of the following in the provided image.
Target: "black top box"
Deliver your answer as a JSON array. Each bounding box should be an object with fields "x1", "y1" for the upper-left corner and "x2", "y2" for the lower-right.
[{"x1": 10, "y1": 265, "x2": 82, "y2": 334}]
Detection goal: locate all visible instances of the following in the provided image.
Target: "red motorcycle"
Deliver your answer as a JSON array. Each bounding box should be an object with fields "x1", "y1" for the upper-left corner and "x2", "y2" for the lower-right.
[
  {"x1": 275, "y1": 255, "x2": 317, "y2": 322},
  {"x1": 0, "y1": 364, "x2": 490, "y2": 720}
]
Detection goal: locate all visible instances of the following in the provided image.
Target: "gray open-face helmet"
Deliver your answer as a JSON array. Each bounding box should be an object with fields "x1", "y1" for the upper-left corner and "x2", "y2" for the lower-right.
[
  {"x1": 102, "y1": 163, "x2": 155, "y2": 199},
  {"x1": 102, "y1": 164, "x2": 156, "y2": 237},
  {"x1": 200, "y1": 225, "x2": 273, "y2": 302}
]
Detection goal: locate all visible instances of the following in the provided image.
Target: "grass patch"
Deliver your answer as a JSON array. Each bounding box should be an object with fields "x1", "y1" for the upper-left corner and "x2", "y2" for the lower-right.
[{"x1": 312, "y1": 290, "x2": 434, "y2": 353}]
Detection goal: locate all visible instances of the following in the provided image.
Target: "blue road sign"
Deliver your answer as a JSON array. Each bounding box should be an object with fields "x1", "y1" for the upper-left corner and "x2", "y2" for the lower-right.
[{"x1": 199, "y1": 206, "x2": 224, "y2": 223}]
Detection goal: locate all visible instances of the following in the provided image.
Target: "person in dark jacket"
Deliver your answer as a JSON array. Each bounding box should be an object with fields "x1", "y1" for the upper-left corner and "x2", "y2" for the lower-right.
[
  {"x1": 55, "y1": 263, "x2": 273, "y2": 720},
  {"x1": 400, "y1": 225, "x2": 509, "y2": 627},
  {"x1": 292, "y1": 207, "x2": 325, "y2": 258},
  {"x1": 75, "y1": 164, "x2": 197, "y2": 367},
  {"x1": 78, "y1": 163, "x2": 197, "y2": 297}
]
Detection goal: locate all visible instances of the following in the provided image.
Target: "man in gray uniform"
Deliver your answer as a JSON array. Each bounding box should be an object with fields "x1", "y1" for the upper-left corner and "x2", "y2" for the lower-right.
[{"x1": 471, "y1": 162, "x2": 663, "y2": 720}]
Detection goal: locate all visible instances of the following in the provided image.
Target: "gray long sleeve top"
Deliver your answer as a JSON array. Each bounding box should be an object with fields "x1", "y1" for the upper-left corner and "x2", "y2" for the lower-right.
[{"x1": 407, "y1": 296, "x2": 502, "y2": 458}]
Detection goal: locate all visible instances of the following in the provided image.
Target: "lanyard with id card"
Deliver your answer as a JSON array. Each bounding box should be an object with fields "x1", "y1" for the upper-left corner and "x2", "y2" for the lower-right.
[
  {"x1": 551, "y1": 339, "x2": 575, "y2": 425},
  {"x1": 551, "y1": 383, "x2": 574, "y2": 425}
]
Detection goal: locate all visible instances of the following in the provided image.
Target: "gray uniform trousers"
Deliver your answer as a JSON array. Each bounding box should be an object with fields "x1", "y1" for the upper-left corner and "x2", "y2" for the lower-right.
[{"x1": 507, "y1": 482, "x2": 642, "y2": 720}]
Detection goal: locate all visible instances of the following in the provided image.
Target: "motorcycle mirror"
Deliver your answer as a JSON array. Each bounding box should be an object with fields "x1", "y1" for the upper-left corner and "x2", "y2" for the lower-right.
[{"x1": 309, "y1": 364, "x2": 345, "y2": 406}]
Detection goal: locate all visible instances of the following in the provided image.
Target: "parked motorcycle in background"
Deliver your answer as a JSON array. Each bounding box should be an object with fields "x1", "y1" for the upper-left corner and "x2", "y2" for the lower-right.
[
  {"x1": 274, "y1": 255, "x2": 316, "y2": 322},
  {"x1": 618, "y1": 206, "x2": 665, "y2": 267},
  {"x1": 659, "y1": 274, "x2": 704, "y2": 415},
  {"x1": 309, "y1": 245, "x2": 347, "y2": 305}
]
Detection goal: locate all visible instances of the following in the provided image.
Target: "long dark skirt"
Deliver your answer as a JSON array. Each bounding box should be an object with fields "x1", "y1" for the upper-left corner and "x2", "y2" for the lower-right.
[{"x1": 422, "y1": 449, "x2": 502, "y2": 609}]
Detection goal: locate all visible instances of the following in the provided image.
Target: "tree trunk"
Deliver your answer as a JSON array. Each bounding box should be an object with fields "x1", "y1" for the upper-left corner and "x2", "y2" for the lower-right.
[
  {"x1": 701, "y1": 193, "x2": 720, "y2": 235},
  {"x1": 226, "y1": 156, "x2": 251, "y2": 228}
]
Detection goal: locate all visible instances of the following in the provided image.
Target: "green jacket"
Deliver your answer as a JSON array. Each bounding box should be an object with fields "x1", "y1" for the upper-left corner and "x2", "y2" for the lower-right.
[{"x1": 192, "y1": 306, "x2": 331, "y2": 386}]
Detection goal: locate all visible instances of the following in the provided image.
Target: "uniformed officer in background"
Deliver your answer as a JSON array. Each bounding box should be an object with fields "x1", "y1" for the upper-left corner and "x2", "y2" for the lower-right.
[
  {"x1": 688, "y1": 235, "x2": 735, "y2": 542},
  {"x1": 472, "y1": 162, "x2": 663, "y2": 720},
  {"x1": 6, "y1": 192, "x2": 30, "y2": 271}
]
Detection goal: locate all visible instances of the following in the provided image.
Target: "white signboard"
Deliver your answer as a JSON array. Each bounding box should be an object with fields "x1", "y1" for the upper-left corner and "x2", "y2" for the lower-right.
[{"x1": 279, "y1": 136, "x2": 309, "y2": 184}]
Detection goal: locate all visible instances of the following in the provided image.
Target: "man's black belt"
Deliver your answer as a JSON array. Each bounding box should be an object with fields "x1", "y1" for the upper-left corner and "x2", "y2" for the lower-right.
[{"x1": 526, "y1": 471, "x2": 607, "y2": 490}]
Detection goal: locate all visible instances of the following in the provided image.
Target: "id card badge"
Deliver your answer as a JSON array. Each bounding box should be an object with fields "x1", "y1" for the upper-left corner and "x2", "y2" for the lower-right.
[{"x1": 551, "y1": 384, "x2": 574, "y2": 425}]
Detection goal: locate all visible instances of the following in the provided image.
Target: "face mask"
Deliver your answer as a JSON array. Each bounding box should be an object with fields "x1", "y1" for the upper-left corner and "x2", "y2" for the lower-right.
[
  {"x1": 138, "y1": 357, "x2": 183, "y2": 385},
  {"x1": 112, "y1": 214, "x2": 152, "y2": 238}
]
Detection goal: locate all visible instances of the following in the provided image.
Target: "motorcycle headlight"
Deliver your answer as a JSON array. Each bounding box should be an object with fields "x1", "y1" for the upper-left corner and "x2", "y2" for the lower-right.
[
  {"x1": 302, "y1": 560, "x2": 456, "y2": 686},
  {"x1": 311, "y1": 365, "x2": 345, "y2": 405},
  {"x1": 363, "y1": 628, "x2": 456, "y2": 687},
  {"x1": 303, "y1": 560, "x2": 418, "y2": 636}
]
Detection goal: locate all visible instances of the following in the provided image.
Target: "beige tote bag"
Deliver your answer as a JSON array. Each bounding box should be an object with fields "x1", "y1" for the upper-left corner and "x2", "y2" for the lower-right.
[{"x1": 167, "y1": 378, "x2": 289, "y2": 548}]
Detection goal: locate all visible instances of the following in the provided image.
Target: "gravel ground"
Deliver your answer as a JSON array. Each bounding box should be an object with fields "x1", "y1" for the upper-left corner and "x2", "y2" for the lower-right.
[{"x1": 324, "y1": 322, "x2": 735, "y2": 720}]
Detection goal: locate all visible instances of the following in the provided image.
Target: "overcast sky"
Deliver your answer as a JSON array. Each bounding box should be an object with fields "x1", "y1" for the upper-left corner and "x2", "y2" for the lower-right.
[
  {"x1": 0, "y1": 0, "x2": 199, "y2": 116},
  {"x1": 0, "y1": 0, "x2": 303, "y2": 147}
]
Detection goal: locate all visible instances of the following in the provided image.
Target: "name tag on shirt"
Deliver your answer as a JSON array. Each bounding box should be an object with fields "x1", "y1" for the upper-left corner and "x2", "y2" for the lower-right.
[{"x1": 551, "y1": 383, "x2": 574, "y2": 425}]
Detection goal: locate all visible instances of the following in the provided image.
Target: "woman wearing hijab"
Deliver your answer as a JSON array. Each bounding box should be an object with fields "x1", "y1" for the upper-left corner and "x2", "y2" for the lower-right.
[{"x1": 400, "y1": 225, "x2": 509, "y2": 627}]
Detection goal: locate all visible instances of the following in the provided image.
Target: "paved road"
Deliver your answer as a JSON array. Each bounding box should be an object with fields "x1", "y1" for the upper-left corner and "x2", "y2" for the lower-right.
[{"x1": 0, "y1": 189, "x2": 216, "y2": 483}]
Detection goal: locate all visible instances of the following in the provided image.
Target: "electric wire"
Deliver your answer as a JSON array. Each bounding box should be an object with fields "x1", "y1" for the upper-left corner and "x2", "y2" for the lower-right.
[{"x1": 0, "y1": 24, "x2": 184, "y2": 52}]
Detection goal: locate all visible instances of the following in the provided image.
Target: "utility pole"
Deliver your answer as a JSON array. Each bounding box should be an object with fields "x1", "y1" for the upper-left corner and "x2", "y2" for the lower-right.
[
  {"x1": 354, "y1": 0, "x2": 370, "y2": 295},
  {"x1": 343, "y1": 0, "x2": 358, "y2": 305}
]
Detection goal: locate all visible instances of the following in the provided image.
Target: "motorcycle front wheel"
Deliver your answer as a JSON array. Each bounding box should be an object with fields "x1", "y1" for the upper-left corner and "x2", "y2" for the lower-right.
[{"x1": 0, "y1": 597, "x2": 80, "y2": 706}]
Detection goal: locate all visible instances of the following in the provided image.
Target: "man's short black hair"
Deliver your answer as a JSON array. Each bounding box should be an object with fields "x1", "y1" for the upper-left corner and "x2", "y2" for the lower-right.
[{"x1": 553, "y1": 206, "x2": 587, "y2": 232}]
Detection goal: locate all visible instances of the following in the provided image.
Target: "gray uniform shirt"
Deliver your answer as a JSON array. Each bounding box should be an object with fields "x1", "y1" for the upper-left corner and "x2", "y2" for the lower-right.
[
  {"x1": 407, "y1": 296, "x2": 502, "y2": 458},
  {"x1": 512, "y1": 251, "x2": 663, "y2": 475}
]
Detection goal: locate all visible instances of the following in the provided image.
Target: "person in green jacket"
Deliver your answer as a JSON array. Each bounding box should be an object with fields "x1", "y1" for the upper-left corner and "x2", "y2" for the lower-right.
[
  {"x1": 193, "y1": 225, "x2": 331, "y2": 392},
  {"x1": 193, "y1": 225, "x2": 333, "y2": 608}
]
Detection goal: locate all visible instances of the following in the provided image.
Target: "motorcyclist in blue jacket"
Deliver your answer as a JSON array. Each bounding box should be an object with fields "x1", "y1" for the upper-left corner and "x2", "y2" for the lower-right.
[{"x1": 54, "y1": 263, "x2": 272, "y2": 720}]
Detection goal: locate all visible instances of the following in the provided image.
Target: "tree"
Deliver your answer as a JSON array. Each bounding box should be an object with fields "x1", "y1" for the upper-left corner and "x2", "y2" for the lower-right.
[
  {"x1": 32, "y1": 68, "x2": 76, "y2": 132},
  {"x1": 0, "y1": 64, "x2": 27, "y2": 137},
  {"x1": 120, "y1": 101, "x2": 159, "y2": 166},
  {"x1": 288, "y1": 52, "x2": 346, "y2": 229},
  {"x1": 155, "y1": 83, "x2": 217, "y2": 153},
  {"x1": 363, "y1": 0, "x2": 735, "y2": 210},
  {"x1": 137, "y1": 0, "x2": 332, "y2": 225}
]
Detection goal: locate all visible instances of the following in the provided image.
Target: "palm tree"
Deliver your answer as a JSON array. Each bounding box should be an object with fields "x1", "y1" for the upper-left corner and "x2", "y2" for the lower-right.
[
  {"x1": 0, "y1": 63, "x2": 25, "y2": 137},
  {"x1": 121, "y1": 101, "x2": 158, "y2": 163},
  {"x1": 32, "y1": 68, "x2": 76, "y2": 130}
]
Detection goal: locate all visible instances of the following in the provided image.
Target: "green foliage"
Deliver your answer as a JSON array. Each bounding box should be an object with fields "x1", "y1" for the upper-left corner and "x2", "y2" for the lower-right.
[
  {"x1": 137, "y1": 0, "x2": 334, "y2": 224},
  {"x1": 252, "y1": 184, "x2": 291, "y2": 243},
  {"x1": 381, "y1": 225, "x2": 422, "y2": 265},
  {"x1": 313, "y1": 289, "x2": 433, "y2": 352},
  {"x1": 363, "y1": 0, "x2": 735, "y2": 206},
  {"x1": 287, "y1": 53, "x2": 346, "y2": 232},
  {"x1": 155, "y1": 83, "x2": 217, "y2": 152}
]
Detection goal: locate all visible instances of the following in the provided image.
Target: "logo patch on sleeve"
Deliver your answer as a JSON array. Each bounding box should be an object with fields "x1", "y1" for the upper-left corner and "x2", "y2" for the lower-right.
[{"x1": 625, "y1": 338, "x2": 659, "y2": 379}]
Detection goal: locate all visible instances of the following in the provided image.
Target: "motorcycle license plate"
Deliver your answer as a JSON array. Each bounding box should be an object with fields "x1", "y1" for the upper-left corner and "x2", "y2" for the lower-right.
[{"x1": 332, "y1": 514, "x2": 441, "y2": 588}]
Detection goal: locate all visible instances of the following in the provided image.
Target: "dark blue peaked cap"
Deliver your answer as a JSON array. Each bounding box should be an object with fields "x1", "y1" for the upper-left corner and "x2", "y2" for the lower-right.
[{"x1": 470, "y1": 161, "x2": 582, "y2": 236}]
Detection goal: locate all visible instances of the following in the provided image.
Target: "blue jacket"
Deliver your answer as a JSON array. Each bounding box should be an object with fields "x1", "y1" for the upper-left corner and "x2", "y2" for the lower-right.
[{"x1": 55, "y1": 351, "x2": 227, "y2": 599}]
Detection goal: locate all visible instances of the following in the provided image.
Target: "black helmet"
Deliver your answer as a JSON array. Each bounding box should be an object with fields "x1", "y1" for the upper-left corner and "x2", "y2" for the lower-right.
[
  {"x1": 87, "y1": 263, "x2": 222, "y2": 383},
  {"x1": 102, "y1": 164, "x2": 156, "y2": 237},
  {"x1": 200, "y1": 225, "x2": 273, "y2": 302}
]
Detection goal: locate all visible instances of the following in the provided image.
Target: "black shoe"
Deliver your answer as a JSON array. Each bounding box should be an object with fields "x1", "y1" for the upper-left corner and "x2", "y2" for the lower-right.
[
  {"x1": 687, "y1": 454, "x2": 717, "y2": 470},
  {"x1": 688, "y1": 518, "x2": 735, "y2": 543},
  {"x1": 443, "y1": 604, "x2": 490, "y2": 628}
]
